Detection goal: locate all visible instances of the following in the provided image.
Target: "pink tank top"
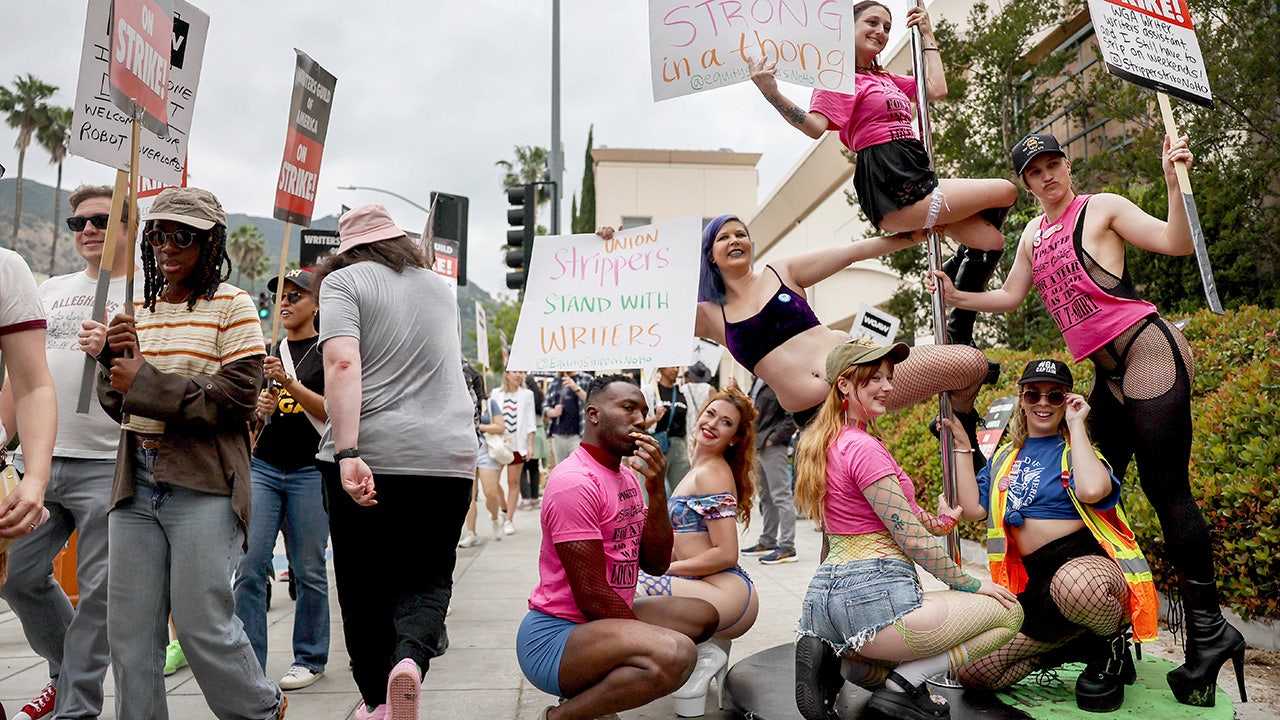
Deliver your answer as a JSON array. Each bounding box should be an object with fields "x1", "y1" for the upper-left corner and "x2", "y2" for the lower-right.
[{"x1": 1030, "y1": 194, "x2": 1157, "y2": 361}]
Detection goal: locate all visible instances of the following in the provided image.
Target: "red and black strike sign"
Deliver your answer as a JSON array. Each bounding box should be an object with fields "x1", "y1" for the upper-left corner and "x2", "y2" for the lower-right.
[
  {"x1": 108, "y1": 0, "x2": 173, "y2": 137},
  {"x1": 273, "y1": 50, "x2": 337, "y2": 226}
]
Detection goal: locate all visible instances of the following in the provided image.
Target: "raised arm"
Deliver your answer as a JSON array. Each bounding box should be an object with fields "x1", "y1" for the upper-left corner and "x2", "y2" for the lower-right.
[
  {"x1": 926, "y1": 227, "x2": 1036, "y2": 313},
  {"x1": 632, "y1": 433, "x2": 674, "y2": 577},
  {"x1": 906, "y1": 6, "x2": 947, "y2": 101},
  {"x1": 748, "y1": 56, "x2": 830, "y2": 139},
  {"x1": 1095, "y1": 136, "x2": 1195, "y2": 257},
  {"x1": 1063, "y1": 394, "x2": 1115, "y2": 505},
  {"x1": 777, "y1": 234, "x2": 921, "y2": 290}
]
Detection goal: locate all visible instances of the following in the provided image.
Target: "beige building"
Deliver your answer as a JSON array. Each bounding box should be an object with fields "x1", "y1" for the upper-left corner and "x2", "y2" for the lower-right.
[{"x1": 591, "y1": 147, "x2": 762, "y2": 230}]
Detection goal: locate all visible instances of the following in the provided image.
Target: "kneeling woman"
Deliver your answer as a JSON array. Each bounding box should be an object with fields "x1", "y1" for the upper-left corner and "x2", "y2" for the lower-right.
[
  {"x1": 793, "y1": 340, "x2": 1022, "y2": 720},
  {"x1": 637, "y1": 387, "x2": 760, "y2": 716},
  {"x1": 954, "y1": 359, "x2": 1159, "y2": 712}
]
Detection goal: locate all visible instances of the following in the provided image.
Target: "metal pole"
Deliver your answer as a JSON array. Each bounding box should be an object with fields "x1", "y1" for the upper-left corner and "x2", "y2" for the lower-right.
[
  {"x1": 910, "y1": 1, "x2": 960, "y2": 563},
  {"x1": 549, "y1": 0, "x2": 563, "y2": 235},
  {"x1": 336, "y1": 185, "x2": 431, "y2": 214}
]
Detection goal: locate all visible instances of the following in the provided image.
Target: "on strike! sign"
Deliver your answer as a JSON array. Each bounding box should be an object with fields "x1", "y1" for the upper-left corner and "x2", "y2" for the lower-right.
[
  {"x1": 108, "y1": 0, "x2": 173, "y2": 136},
  {"x1": 1087, "y1": 0, "x2": 1212, "y2": 108},
  {"x1": 273, "y1": 50, "x2": 337, "y2": 226}
]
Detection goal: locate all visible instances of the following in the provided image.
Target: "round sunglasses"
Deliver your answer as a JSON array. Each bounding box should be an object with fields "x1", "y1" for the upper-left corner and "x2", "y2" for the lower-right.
[
  {"x1": 1020, "y1": 390, "x2": 1067, "y2": 407},
  {"x1": 144, "y1": 228, "x2": 203, "y2": 249}
]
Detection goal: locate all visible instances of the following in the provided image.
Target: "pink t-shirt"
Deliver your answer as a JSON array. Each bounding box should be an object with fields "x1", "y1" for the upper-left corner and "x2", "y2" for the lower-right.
[
  {"x1": 1030, "y1": 194, "x2": 1159, "y2": 361},
  {"x1": 529, "y1": 445, "x2": 646, "y2": 623},
  {"x1": 810, "y1": 72, "x2": 918, "y2": 153},
  {"x1": 823, "y1": 424, "x2": 924, "y2": 535}
]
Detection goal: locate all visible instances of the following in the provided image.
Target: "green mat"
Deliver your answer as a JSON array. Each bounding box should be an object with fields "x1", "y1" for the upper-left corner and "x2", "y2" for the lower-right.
[{"x1": 998, "y1": 654, "x2": 1235, "y2": 718}]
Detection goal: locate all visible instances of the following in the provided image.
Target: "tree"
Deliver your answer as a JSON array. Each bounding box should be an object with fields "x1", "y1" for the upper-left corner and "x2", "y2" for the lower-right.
[
  {"x1": 226, "y1": 224, "x2": 270, "y2": 290},
  {"x1": 37, "y1": 104, "x2": 72, "y2": 275},
  {"x1": 571, "y1": 125, "x2": 596, "y2": 233},
  {"x1": 496, "y1": 145, "x2": 551, "y2": 210},
  {"x1": 0, "y1": 74, "x2": 58, "y2": 246}
]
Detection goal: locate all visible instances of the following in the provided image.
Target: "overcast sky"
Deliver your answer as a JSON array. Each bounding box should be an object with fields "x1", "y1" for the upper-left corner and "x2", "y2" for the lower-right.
[{"x1": 2, "y1": 1, "x2": 917, "y2": 293}]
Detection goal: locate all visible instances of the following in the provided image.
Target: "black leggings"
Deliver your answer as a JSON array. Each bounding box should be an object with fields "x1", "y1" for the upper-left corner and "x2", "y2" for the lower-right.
[
  {"x1": 520, "y1": 458, "x2": 541, "y2": 499},
  {"x1": 1087, "y1": 315, "x2": 1215, "y2": 586}
]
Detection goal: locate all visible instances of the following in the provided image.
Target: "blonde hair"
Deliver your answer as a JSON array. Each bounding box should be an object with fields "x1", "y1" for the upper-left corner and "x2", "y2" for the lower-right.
[
  {"x1": 794, "y1": 362, "x2": 885, "y2": 528},
  {"x1": 1003, "y1": 384, "x2": 1072, "y2": 449}
]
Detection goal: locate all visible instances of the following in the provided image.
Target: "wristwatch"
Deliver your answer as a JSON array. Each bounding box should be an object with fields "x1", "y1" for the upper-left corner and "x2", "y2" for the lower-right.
[{"x1": 334, "y1": 448, "x2": 360, "y2": 461}]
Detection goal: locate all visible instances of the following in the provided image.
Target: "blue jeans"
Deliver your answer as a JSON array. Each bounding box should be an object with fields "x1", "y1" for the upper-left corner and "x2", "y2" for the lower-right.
[
  {"x1": 233, "y1": 458, "x2": 330, "y2": 672},
  {"x1": 109, "y1": 448, "x2": 281, "y2": 720},
  {"x1": 0, "y1": 456, "x2": 113, "y2": 718}
]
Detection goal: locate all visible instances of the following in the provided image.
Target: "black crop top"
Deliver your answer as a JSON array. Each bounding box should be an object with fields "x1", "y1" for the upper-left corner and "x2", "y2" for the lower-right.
[{"x1": 721, "y1": 266, "x2": 822, "y2": 373}]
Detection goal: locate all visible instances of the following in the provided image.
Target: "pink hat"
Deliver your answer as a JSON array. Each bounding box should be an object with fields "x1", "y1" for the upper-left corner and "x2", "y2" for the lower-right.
[{"x1": 337, "y1": 204, "x2": 405, "y2": 254}]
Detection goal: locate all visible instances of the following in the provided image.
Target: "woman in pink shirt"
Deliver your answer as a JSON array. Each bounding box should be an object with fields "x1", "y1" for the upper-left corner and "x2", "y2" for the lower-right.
[
  {"x1": 750, "y1": 1, "x2": 1017, "y2": 345},
  {"x1": 791, "y1": 340, "x2": 1021, "y2": 720}
]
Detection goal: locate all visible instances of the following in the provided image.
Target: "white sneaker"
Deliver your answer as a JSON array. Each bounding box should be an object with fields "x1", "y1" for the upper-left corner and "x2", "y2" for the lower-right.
[
  {"x1": 503, "y1": 520, "x2": 516, "y2": 535},
  {"x1": 457, "y1": 531, "x2": 478, "y2": 548},
  {"x1": 493, "y1": 516, "x2": 504, "y2": 542},
  {"x1": 279, "y1": 664, "x2": 323, "y2": 690}
]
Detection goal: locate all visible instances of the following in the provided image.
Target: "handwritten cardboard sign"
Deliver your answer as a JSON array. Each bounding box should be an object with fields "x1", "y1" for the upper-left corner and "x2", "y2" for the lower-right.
[
  {"x1": 649, "y1": 0, "x2": 856, "y2": 102},
  {"x1": 273, "y1": 50, "x2": 337, "y2": 226},
  {"x1": 71, "y1": 0, "x2": 207, "y2": 185},
  {"x1": 506, "y1": 216, "x2": 702, "y2": 372},
  {"x1": 1087, "y1": 0, "x2": 1212, "y2": 108}
]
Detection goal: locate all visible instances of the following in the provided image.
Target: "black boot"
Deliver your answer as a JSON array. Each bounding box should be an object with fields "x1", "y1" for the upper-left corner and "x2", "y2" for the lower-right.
[
  {"x1": 1167, "y1": 579, "x2": 1248, "y2": 706},
  {"x1": 979, "y1": 202, "x2": 1015, "y2": 232},
  {"x1": 1075, "y1": 629, "x2": 1136, "y2": 712},
  {"x1": 945, "y1": 247, "x2": 1004, "y2": 346}
]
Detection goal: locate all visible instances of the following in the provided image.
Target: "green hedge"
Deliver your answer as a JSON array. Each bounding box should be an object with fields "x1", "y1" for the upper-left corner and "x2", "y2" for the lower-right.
[{"x1": 876, "y1": 306, "x2": 1280, "y2": 621}]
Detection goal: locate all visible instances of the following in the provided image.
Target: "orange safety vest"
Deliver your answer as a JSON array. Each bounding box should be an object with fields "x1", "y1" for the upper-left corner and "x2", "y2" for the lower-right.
[{"x1": 985, "y1": 440, "x2": 1159, "y2": 642}]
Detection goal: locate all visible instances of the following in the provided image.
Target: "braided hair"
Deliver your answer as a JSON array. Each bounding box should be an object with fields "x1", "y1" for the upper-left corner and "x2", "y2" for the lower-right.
[{"x1": 140, "y1": 222, "x2": 232, "y2": 312}]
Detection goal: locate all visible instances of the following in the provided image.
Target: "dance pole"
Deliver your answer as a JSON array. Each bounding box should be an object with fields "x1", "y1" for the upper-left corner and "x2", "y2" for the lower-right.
[
  {"x1": 1156, "y1": 92, "x2": 1223, "y2": 314},
  {"x1": 909, "y1": 1, "x2": 960, "y2": 565}
]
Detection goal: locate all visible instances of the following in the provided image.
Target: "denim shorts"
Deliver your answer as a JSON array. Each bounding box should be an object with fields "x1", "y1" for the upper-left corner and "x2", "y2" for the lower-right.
[
  {"x1": 798, "y1": 558, "x2": 923, "y2": 655},
  {"x1": 476, "y1": 435, "x2": 501, "y2": 471},
  {"x1": 516, "y1": 609, "x2": 579, "y2": 697}
]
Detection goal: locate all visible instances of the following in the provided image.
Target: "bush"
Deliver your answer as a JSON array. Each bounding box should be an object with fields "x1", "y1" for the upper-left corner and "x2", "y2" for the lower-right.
[{"x1": 875, "y1": 307, "x2": 1280, "y2": 621}]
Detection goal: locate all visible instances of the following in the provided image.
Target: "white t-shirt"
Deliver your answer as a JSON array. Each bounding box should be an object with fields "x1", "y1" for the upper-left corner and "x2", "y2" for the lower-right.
[
  {"x1": 0, "y1": 248, "x2": 44, "y2": 334},
  {"x1": 31, "y1": 271, "x2": 134, "y2": 458}
]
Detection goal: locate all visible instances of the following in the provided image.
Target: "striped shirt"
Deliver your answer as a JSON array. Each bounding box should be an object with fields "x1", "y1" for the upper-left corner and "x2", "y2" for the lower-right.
[{"x1": 125, "y1": 283, "x2": 265, "y2": 434}]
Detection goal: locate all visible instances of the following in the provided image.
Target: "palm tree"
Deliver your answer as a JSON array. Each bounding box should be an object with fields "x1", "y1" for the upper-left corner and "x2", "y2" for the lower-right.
[
  {"x1": 0, "y1": 74, "x2": 58, "y2": 246},
  {"x1": 37, "y1": 105, "x2": 73, "y2": 275},
  {"x1": 496, "y1": 145, "x2": 551, "y2": 211},
  {"x1": 226, "y1": 224, "x2": 269, "y2": 289}
]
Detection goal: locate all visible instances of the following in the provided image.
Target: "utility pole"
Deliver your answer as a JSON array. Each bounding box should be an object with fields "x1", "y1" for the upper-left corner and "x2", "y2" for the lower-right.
[{"x1": 549, "y1": 0, "x2": 563, "y2": 235}]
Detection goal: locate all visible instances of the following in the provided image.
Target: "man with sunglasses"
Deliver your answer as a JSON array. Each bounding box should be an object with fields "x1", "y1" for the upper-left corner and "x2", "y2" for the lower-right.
[{"x1": 0, "y1": 184, "x2": 134, "y2": 720}]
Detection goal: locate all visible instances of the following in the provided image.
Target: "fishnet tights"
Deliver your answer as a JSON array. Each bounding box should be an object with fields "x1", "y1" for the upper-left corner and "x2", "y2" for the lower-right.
[
  {"x1": 863, "y1": 476, "x2": 975, "y2": 590},
  {"x1": 893, "y1": 590, "x2": 1022, "y2": 660},
  {"x1": 957, "y1": 556, "x2": 1128, "y2": 690},
  {"x1": 887, "y1": 344, "x2": 987, "y2": 415}
]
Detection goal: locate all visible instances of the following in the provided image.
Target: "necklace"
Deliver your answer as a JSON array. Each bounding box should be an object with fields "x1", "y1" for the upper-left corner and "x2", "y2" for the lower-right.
[
  {"x1": 1034, "y1": 197, "x2": 1076, "y2": 247},
  {"x1": 286, "y1": 336, "x2": 319, "y2": 371}
]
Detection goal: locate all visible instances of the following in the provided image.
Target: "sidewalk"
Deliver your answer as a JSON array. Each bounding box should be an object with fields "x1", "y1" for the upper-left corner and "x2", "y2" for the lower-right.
[{"x1": 0, "y1": 501, "x2": 1262, "y2": 718}]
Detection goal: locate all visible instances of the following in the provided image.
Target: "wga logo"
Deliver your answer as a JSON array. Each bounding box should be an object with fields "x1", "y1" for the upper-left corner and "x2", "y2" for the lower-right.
[{"x1": 1036, "y1": 360, "x2": 1058, "y2": 374}]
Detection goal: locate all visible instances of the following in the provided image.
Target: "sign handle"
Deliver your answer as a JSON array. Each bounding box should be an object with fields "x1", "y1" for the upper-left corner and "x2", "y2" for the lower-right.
[
  {"x1": 269, "y1": 223, "x2": 294, "y2": 345},
  {"x1": 1156, "y1": 92, "x2": 1224, "y2": 314},
  {"x1": 124, "y1": 106, "x2": 141, "y2": 322},
  {"x1": 75, "y1": 169, "x2": 130, "y2": 414}
]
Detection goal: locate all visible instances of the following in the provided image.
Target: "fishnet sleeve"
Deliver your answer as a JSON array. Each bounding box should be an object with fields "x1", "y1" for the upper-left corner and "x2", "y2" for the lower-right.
[{"x1": 862, "y1": 475, "x2": 980, "y2": 592}]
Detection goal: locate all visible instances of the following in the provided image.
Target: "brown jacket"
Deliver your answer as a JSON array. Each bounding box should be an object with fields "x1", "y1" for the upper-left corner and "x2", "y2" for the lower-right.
[{"x1": 97, "y1": 356, "x2": 263, "y2": 532}]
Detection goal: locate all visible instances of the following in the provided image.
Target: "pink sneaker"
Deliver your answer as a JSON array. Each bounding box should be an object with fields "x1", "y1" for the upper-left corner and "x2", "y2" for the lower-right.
[
  {"x1": 386, "y1": 658, "x2": 421, "y2": 720},
  {"x1": 354, "y1": 702, "x2": 389, "y2": 720}
]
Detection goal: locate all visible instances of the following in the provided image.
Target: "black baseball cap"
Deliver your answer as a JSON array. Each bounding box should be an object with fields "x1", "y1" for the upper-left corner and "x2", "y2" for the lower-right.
[
  {"x1": 1010, "y1": 133, "x2": 1067, "y2": 176},
  {"x1": 267, "y1": 267, "x2": 316, "y2": 293},
  {"x1": 1017, "y1": 358, "x2": 1073, "y2": 388}
]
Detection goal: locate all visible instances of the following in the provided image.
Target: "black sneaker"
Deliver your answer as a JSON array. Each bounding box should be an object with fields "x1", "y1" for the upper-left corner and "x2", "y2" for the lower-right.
[
  {"x1": 741, "y1": 543, "x2": 776, "y2": 556},
  {"x1": 760, "y1": 548, "x2": 798, "y2": 565}
]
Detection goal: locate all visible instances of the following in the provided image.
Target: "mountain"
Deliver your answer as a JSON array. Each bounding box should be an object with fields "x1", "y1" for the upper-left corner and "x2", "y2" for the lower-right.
[{"x1": 1, "y1": 177, "x2": 502, "y2": 361}]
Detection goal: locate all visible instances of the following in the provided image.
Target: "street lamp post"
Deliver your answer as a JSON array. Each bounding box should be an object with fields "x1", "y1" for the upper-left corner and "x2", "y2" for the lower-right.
[{"x1": 336, "y1": 185, "x2": 431, "y2": 214}]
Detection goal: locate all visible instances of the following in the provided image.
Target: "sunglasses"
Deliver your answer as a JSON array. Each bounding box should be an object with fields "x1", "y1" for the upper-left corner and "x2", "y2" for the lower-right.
[
  {"x1": 144, "y1": 228, "x2": 203, "y2": 249},
  {"x1": 66, "y1": 214, "x2": 112, "y2": 232},
  {"x1": 279, "y1": 291, "x2": 308, "y2": 304},
  {"x1": 1020, "y1": 390, "x2": 1067, "y2": 407}
]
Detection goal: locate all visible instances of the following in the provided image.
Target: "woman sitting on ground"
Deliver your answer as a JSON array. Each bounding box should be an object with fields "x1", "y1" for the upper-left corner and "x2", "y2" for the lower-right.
[
  {"x1": 636, "y1": 387, "x2": 760, "y2": 716},
  {"x1": 953, "y1": 359, "x2": 1158, "y2": 713},
  {"x1": 792, "y1": 340, "x2": 1022, "y2": 720}
]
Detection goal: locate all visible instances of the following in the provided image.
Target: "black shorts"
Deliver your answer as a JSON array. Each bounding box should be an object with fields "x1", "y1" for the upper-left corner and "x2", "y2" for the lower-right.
[
  {"x1": 1017, "y1": 527, "x2": 1110, "y2": 642},
  {"x1": 853, "y1": 138, "x2": 938, "y2": 229}
]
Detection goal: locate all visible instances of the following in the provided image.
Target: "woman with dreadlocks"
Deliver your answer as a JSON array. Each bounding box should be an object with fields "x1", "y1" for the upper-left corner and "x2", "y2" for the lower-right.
[{"x1": 93, "y1": 187, "x2": 287, "y2": 719}]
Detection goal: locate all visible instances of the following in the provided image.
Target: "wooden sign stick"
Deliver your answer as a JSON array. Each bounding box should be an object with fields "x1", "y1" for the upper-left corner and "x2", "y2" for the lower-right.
[
  {"x1": 1157, "y1": 92, "x2": 1223, "y2": 314},
  {"x1": 74, "y1": 170, "x2": 129, "y2": 414},
  {"x1": 268, "y1": 223, "x2": 294, "y2": 346}
]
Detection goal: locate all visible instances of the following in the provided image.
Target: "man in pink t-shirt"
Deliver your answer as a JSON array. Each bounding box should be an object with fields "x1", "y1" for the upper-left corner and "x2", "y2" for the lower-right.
[{"x1": 516, "y1": 375, "x2": 718, "y2": 720}]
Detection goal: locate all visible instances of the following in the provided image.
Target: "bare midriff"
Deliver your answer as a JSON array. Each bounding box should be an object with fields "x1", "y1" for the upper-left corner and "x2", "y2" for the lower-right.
[
  {"x1": 753, "y1": 325, "x2": 852, "y2": 413},
  {"x1": 1012, "y1": 517, "x2": 1087, "y2": 557}
]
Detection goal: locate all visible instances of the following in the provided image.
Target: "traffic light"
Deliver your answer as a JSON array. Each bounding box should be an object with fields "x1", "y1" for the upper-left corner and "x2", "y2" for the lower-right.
[
  {"x1": 258, "y1": 292, "x2": 270, "y2": 319},
  {"x1": 505, "y1": 183, "x2": 536, "y2": 290}
]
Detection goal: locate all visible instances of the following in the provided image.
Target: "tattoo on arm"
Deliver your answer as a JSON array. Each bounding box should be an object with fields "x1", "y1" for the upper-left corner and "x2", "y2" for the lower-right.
[
  {"x1": 864, "y1": 476, "x2": 973, "y2": 590},
  {"x1": 767, "y1": 94, "x2": 809, "y2": 126}
]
